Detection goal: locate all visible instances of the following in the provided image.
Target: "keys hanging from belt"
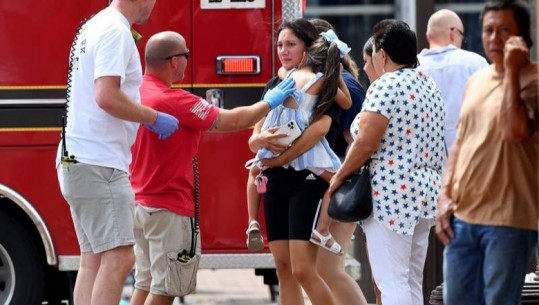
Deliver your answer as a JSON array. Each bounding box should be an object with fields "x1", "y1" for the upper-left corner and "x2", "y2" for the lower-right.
[{"x1": 254, "y1": 171, "x2": 267, "y2": 194}]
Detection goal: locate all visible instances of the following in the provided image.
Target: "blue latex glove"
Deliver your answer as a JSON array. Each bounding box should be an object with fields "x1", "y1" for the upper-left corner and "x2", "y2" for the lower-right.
[
  {"x1": 263, "y1": 77, "x2": 296, "y2": 110},
  {"x1": 144, "y1": 111, "x2": 179, "y2": 140}
]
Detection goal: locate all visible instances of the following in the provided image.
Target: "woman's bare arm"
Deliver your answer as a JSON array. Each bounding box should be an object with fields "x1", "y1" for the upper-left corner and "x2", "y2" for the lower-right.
[{"x1": 260, "y1": 115, "x2": 332, "y2": 168}]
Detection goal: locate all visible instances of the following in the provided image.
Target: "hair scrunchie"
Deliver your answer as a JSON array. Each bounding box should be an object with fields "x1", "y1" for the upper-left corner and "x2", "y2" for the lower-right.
[{"x1": 321, "y1": 29, "x2": 351, "y2": 58}]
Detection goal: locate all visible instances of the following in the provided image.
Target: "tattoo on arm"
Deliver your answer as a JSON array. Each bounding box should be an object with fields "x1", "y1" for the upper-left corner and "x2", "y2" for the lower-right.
[{"x1": 208, "y1": 113, "x2": 222, "y2": 131}]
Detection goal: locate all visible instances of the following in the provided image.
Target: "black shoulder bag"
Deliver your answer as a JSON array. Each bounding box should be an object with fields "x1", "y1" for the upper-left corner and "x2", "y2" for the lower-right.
[{"x1": 328, "y1": 160, "x2": 373, "y2": 222}]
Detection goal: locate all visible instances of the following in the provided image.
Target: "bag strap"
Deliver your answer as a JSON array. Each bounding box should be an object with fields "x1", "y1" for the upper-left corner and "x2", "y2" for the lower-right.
[{"x1": 360, "y1": 158, "x2": 373, "y2": 172}]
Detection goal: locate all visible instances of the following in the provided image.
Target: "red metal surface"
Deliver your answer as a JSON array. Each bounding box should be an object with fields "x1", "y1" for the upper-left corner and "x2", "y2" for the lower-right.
[
  {"x1": 139, "y1": 1, "x2": 277, "y2": 87},
  {"x1": 190, "y1": 2, "x2": 274, "y2": 86},
  {"x1": 0, "y1": 1, "x2": 277, "y2": 88},
  {"x1": 134, "y1": 1, "x2": 193, "y2": 84},
  {"x1": 0, "y1": 130, "x2": 60, "y2": 147},
  {"x1": 0, "y1": 0, "x2": 280, "y2": 258},
  {"x1": 197, "y1": 130, "x2": 267, "y2": 252},
  {"x1": 0, "y1": 130, "x2": 78, "y2": 255},
  {"x1": 0, "y1": 1, "x2": 108, "y2": 86},
  {"x1": 0, "y1": 129, "x2": 266, "y2": 255}
]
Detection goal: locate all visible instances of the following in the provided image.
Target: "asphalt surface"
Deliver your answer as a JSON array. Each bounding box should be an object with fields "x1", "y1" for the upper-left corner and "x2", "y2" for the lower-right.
[
  {"x1": 122, "y1": 268, "x2": 312, "y2": 305},
  {"x1": 120, "y1": 232, "x2": 374, "y2": 305}
]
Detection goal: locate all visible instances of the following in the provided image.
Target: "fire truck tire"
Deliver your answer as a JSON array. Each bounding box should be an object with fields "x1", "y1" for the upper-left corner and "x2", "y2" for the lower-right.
[
  {"x1": 0, "y1": 210, "x2": 45, "y2": 305},
  {"x1": 43, "y1": 268, "x2": 75, "y2": 305}
]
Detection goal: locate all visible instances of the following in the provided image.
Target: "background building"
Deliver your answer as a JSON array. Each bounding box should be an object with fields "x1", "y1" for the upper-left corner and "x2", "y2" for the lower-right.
[{"x1": 305, "y1": 0, "x2": 537, "y2": 83}]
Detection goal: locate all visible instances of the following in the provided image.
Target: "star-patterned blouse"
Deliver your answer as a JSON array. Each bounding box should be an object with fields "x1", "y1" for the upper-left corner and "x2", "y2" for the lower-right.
[{"x1": 350, "y1": 68, "x2": 445, "y2": 235}]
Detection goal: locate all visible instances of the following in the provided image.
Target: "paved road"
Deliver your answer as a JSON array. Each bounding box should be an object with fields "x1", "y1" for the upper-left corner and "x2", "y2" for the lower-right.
[
  {"x1": 122, "y1": 269, "x2": 312, "y2": 305},
  {"x1": 121, "y1": 236, "x2": 369, "y2": 305},
  {"x1": 120, "y1": 234, "x2": 374, "y2": 305}
]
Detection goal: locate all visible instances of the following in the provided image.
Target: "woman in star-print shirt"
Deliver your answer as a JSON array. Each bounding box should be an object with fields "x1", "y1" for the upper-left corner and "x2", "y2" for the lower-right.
[{"x1": 329, "y1": 19, "x2": 445, "y2": 305}]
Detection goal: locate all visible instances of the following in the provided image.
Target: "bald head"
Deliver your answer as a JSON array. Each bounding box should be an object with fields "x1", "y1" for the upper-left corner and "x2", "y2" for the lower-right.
[
  {"x1": 145, "y1": 31, "x2": 187, "y2": 69},
  {"x1": 426, "y1": 9, "x2": 465, "y2": 49}
]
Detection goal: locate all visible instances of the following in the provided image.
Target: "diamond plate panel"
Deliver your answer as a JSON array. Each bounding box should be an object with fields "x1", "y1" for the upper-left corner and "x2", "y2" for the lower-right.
[{"x1": 282, "y1": 0, "x2": 302, "y2": 21}]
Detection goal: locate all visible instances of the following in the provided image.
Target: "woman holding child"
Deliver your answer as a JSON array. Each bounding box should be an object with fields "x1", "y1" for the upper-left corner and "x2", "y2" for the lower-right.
[{"x1": 246, "y1": 18, "x2": 367, "y2": 305}]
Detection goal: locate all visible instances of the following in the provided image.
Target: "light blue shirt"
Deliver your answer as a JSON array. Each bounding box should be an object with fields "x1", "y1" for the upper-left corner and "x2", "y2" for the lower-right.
[
  {"x1": 257, "y1": 72, "x2": 340, "y2": 173},
  {"x1": 417, "y1": 45, "x2": 488, "y2": 151}
]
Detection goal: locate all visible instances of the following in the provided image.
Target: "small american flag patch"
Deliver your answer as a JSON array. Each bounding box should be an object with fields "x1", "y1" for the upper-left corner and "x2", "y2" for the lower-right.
[{"x1": 190, "y1": 99, "x2": 212, "y2": 120}]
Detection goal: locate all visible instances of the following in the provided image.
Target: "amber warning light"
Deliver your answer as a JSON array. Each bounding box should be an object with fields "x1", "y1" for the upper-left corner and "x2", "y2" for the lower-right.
[{"x1": 216, "y1": 55, "x2": 260, "y2": 75}]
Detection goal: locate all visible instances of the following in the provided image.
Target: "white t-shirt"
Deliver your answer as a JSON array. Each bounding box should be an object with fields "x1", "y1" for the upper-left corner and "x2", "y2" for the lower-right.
[
  {"x1": 58, "y1": 7, "x2": 142, "y2": 172},
  {"x1": 417, "y1": 45, "x2": 488, "y2": 151}
]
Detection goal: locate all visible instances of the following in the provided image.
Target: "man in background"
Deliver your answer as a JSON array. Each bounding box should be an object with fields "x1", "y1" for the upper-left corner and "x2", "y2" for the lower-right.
[
  {"x1": 436, "y1": 1, "x2": 538, "y2": 304},
  {"x1": 418, "y1": 9, "x2": 488, "y2": 151}
]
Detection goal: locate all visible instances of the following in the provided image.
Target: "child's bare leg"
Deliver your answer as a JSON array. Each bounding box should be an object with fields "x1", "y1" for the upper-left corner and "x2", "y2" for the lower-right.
[
  {"x1": 315, "y1": 190, "x2": 333, "y2": 236},
  {"x1": 246, "y1": 166, "x2": 264, "y2": 252},
  {"x1": 247, "y1": 166, "x2": 262, "y2": 224},
  {"x1": 310, "y1": 171, "x2": 342, "y2": 255},
  {"x1": 315, "y1": 171, "x2": 333, "y2": 235}
]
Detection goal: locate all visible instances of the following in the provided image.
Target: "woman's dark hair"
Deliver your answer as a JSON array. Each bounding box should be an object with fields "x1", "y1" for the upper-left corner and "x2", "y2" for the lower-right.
[
  {"x1": 302, "y1": 36, "x2": 342, "y2": 123},
  {"x1": 372, "y1": 19, "x2": 418, "y2": 68},
  {"x1": 278, "y1": 18, "x2": 342, "y2": 122},
  {"x1": 278, "y1": 18, "x2": 319, "y2": 50},
  {"x1": 310, "y1": 18, "x2": 360, "y2": 79},
  {"x1": 480, "y1": 0, "x2": 533, "y2": 48},
  {"x1": 363, "y1": 37, "x2": 374, "y2": 57},
  {"x1": 309, "y1": 18, "x2": 333, "y2": 34}
]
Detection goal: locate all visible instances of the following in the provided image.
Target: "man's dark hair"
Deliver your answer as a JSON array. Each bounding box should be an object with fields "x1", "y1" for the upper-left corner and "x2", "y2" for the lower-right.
[
  {"x1": 480, "y1": 0, "x2": 533, "y2": 48},
  {"x1": 372, "y1": 19, "x2": 418, "y2": 68}
]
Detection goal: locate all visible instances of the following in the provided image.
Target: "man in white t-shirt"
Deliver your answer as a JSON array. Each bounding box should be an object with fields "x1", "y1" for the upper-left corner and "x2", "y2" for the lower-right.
[
  {"x1": 55, "y1": 1, "x2": 178, "y2": 305},
  {"x1": 417, "y1": 9, "x2": 489, "y2": 151}
]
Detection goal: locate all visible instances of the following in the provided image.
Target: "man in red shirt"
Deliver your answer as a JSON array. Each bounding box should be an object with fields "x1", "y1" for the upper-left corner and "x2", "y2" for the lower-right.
[{"x1": 129, "y1": 31, "x2": 294, "y2": 305}]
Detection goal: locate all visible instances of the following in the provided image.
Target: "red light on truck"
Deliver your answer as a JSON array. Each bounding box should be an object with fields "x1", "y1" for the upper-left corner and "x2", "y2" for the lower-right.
[{"x1": 216, "y1": 55, "x2": 260, "y2": 75}]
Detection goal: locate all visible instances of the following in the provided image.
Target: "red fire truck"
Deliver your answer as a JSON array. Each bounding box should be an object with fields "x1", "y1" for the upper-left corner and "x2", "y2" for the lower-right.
[{"x1": 0, "y1": 0, "x2": 305, "y2": 304}]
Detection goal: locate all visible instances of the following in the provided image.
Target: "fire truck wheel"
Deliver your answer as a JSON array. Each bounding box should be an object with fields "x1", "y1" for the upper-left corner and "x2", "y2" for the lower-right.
[{"x1": 0, "y1": 210, "x2": 45, "y2": 305}]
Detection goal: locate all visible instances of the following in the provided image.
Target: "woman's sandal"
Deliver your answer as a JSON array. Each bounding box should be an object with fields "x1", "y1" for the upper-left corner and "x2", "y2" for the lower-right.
[
  {"x1": 246, "y1": 220, "x2": 264, "y2": 252},
  {"x1": 309, "y1": 229, "x2": 344, "y2": 256}
]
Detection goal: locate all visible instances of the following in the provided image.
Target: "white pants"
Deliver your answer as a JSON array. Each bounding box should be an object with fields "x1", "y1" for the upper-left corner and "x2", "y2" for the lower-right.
[{"x1": 363, "y1": 217, "x2": 433, "y2": 305}]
